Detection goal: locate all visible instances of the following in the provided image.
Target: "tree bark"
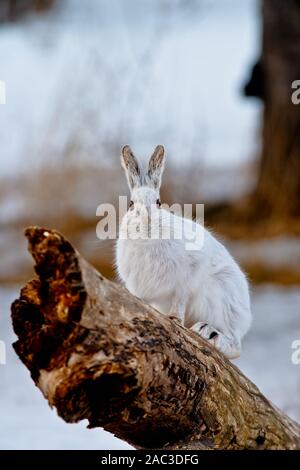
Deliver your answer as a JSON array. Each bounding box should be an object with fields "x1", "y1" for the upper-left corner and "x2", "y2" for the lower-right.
[{"x1": 11, "y1": 227, "x2": 300, "y2": 450}]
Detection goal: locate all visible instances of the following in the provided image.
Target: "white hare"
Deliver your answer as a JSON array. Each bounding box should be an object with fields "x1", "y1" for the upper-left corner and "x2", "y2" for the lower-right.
[{"x1": 116, "y1": 145, "x2": 252, "y2": 359}]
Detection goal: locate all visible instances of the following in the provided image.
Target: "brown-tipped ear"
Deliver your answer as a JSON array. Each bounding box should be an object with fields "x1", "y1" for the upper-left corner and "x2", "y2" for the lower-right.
[
  {"x1": 148, "y1": 145, "x2": 165, "y2": 190},
  {"x1": 121, "y1": 146, "x2": 142, "y2": 190}
]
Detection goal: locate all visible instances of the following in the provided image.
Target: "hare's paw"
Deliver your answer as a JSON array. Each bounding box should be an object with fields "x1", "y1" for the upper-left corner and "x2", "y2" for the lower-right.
[
  {"x1": 214, "y1": 333, "x2": 241, "y2": 359},
  {"x1": 191, "y1": 322, "x2": 241, "y2": 359},
  {"x1": 191, "y1": 322, "x2": 220, "y2": 342}
]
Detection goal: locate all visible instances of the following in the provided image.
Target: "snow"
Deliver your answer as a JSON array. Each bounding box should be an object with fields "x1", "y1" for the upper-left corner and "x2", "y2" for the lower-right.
[
  {"x1": 1, "y1": 284, "x2": 299, "y2": 449},
  {"x1": 236, "y1": 285, "x2": 300, "y2": 423},
  {"x1": 0, "y1": 0, "x2": 261, "y2": 176},
  {"x1": 227, "y1": 236, "x2": 300, "y2": 270}
]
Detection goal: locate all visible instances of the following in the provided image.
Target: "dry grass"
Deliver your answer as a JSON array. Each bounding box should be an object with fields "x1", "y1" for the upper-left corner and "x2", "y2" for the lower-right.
[
  {"x1": 1, "y1": 159, "x2": 300, "y2": 286},
  {"x1": 245, "y1": 263, "x2": 300, "y2": 286}
]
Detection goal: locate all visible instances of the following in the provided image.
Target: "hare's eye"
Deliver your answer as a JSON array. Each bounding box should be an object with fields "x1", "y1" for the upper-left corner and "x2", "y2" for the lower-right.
[
  {"x1": 129, "y1": 200, "x2": 134, "y2": 209},
  {"x1": 156, "y1": 199, "x2": 161, "y2": 208}
]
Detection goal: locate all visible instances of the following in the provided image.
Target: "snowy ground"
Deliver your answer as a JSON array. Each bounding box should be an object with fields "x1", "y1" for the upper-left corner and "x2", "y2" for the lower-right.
[
  {"x1": 236, "y1": 285, "x2": 300, "y2": 423},
  {"x1": 228, "y1": 236, "x2": 300, "y2": 271},
  {"x1": 0, "y1": 284, "x2": 299, "y2": 450}
]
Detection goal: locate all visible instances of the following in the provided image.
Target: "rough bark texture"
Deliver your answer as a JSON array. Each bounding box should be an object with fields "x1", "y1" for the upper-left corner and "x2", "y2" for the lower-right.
[
  {"x1": 11, "y1": 227, "x2": 300, "y2": 450},
  {"x1": 254, "y1": 0, "x2": 300, "y2": 220}
]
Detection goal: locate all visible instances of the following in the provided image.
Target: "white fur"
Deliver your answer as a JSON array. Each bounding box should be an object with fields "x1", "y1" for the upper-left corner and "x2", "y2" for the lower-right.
[{"x1": 116, "y1": 147, "x2": 252, "y2": 359}]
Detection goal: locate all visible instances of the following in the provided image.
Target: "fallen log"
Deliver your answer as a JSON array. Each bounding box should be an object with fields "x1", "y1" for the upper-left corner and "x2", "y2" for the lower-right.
[{"x1": 11, "y1": 227, "x2": 300, "y2": 450}]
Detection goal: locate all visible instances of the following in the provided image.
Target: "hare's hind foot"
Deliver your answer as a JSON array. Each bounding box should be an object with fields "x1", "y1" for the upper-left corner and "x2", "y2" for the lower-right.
[{"x1": 191, "y1": 321, "x2": 241, "y2": 360}]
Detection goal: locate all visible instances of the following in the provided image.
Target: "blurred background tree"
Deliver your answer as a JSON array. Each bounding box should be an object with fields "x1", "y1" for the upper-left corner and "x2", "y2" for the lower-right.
[
  {"x1": 0, "y1": 0, "x2": 55, "y2": 22},
  {"x1": 215, "y1": 0, "x2": 300, "y2": 235},
  {"x1": 255, "y1": 0, "x2": 300, "y2": 224}
]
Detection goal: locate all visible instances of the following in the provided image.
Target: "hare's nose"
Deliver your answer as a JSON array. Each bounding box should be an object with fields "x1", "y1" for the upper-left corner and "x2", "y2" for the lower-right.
[{"x1": 140, "y1": 206, "x2": 150, "y2": 222}]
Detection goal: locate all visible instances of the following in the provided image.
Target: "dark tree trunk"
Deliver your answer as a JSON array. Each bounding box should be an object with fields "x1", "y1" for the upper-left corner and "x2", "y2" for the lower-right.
[
  {"x1": 254, "y1": 0, "x2": 300, "y2": 220},
  {"x1": 207, "y1": 0, "x2": 300, "y2": 236},
  {"x1": 0, "y1": 0, "x2": 54, "y2": 22}
]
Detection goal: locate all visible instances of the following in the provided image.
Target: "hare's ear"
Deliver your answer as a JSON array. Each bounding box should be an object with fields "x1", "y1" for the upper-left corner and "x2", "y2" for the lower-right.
[
  {"x1": 121, "y1": 146, "x2": 142, "y2": 190},
  {"x1": 148, "y1": 145, "x2": 165, "y2": 189}
]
